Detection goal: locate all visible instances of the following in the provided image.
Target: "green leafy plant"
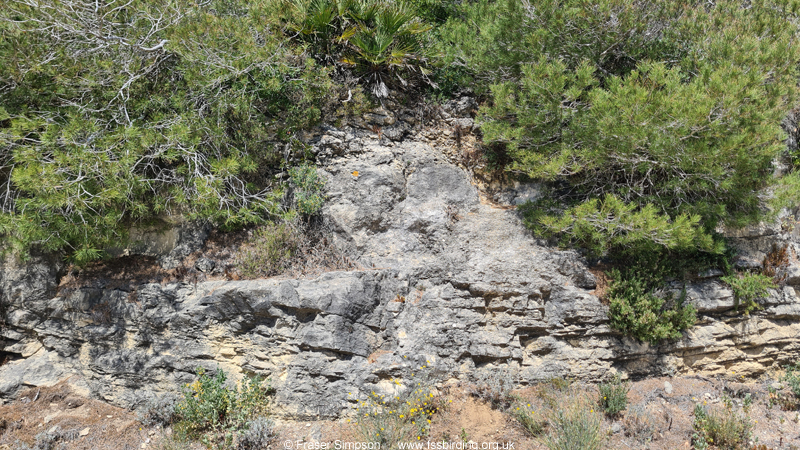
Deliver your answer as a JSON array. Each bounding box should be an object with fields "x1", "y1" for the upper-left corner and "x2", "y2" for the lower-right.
[
  {"x1": 0, "y1": 0, "x2": 334, "y2": 263},
  {"x1": 607, "y1": 269, "x2": 696, "y2": 344},
  {"x1": 521, "y1": 194, "x2": 715, "y2": 258},
  {"x1": 398, "y1": 0, "x2": 458, "y2": 25},
  {"x1": 692, "y1": 398, "x2": 753, "y2": 450},
  {"x1": 782, "y1": 362, "x2": 800, "y2": 407},
  {"x1": 351, "y1": 360, "x2": 441, "y2": 448},
  {"x1": 721, "y1": 273, "x2": 777, "y2": 314},
  {"x1": 176, "y1": 367, "x2": 271, "y2": 449},
  {"x1": 343, "y1": 3, "x2": 433, "y2": 97},
  {"x1": 282, "y1": 0, "x2": 434, "y2": 97},
  {"x1": 542, "y1": 394, "x2": 604, "y2": 450},
  {"x1": 511, "y1": 401, "x2": 547, "y2": 437},
  {"x1": 598, "y1": 374, "x2": 629, "y2": 417},
  {"x1": 237, "y1": 222, "x2": 300, "y2": 279},
  {"x1": 444, "y1": 0, "x2": 799, "y2": 254},
  {"x1": 289, "y1": 164, "x2": 326, "y2": 216}
]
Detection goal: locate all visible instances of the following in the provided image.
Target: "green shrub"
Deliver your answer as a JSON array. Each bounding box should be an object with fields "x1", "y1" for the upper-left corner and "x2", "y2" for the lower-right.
[
  {"x1": 542, "y1": 395, "x2": 604, "y2": 450},
  {"x1": 176, "y1": 367, "x2": 271, "y2": 449},
  {"x1": 352, "y1": 361, "x2": 441, "y2": 448},
  {"x1": 289, "y1": 164, "x2": 326, "y2": 216},
  {"x1": 399, "y1": 0, "x2": 458, "y2": 25},
  {"x1": 511, "y1": 401, "x2": 546, "y2": 437},
  {"x1": 607, "y1": 269, "x2": 696, "y2": 345},
  {"x1": 281, "y1": 0, "x2": 435, "y2": 97},
  {"x1": 783, "y1": 362, "x2": 800, "y2": 403},
  {"x1": 521, "y1": 194, "x2": 715, "y2": 258},
  {"x1": 0, "y1": 0, "x2": 334, "y2": 263},
  {"x1": 692, "y1": 399, "x2": 753, "y2": 450},
  {"x1": 721, "y1": 273, "x2": 777, "y2": 314},
  {"x1": 237, "y1": 222, "x2": 300, "y2": 279},
  {"x1": 598, "y1": 374, "x2": 629, "y2": 417}
]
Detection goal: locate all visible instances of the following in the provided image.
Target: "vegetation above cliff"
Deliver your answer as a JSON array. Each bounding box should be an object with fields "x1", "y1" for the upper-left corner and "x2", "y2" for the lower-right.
[
  {"x1": 2, "y1": 0, "x2": 800, "y2": 271},
  {"x1": 0, "y1": 0, "x2": 344, "y2": 263},
  {"x1": 445, "y1": 0, "x2": 800, "y2": 257}
]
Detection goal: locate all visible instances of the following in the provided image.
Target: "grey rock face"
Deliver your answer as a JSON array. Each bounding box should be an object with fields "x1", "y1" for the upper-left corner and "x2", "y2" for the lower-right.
[
  {"x1": 105, "y1": 220, "x2": 211, "y2": 270},
  {"x1": 443, "y1": 97, "x2": 478, "y2": 117},
  {"x1": 195, "y1": 258, "x2": 216, "y2": 273},
  {"x1": 2, "y1": 132, "x2": 800, "y2": 419}
]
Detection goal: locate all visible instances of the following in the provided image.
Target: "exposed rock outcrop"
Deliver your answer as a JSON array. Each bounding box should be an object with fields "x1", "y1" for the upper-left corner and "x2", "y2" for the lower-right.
[{"x1": 2, "y1": 116, "x2": 800, "y2": 419}]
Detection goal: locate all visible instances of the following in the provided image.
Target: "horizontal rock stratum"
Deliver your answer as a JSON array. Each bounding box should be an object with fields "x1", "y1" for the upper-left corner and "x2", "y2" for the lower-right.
[{"x1": 2, "y1": 127, "x2": 800, "y2": 418}]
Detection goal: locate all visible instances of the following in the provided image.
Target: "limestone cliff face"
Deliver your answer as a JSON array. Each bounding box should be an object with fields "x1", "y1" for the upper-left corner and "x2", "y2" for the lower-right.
[{"x1": 2, "y1": 115, "x2": 800, "y2": 418}]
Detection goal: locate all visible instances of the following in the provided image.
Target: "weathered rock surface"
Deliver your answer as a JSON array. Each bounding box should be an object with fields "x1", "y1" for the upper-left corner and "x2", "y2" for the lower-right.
[{"x1": 2, "y1": 122, "x2": 800, "y2": 419}]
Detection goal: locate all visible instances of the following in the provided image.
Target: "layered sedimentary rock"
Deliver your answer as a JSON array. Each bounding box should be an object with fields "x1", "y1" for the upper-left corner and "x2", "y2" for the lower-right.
[{"x1": 2, "y1": 114, "x2": 800, "y2": 418}]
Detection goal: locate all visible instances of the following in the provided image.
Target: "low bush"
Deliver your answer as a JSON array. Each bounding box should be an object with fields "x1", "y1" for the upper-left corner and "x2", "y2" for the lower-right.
[
  {"x1": 289, "y1": 164, "x2": 326, "y2": 217},
  {"x1": 237, "y1": 222, "x2": 300, "y2": 279},
  {"x1": 280, "y1": 0, "x2": 435, "y2": 97},
  {"x1": 607, "y1": 269, "x2": 696, "y2": 345},
  {"x1": 762, "y1": 244, "x2": 790, "y2": 283},
  {"x1": 692, "y1": 397, "x2": 753, "y2": 450},
  {"x1": 542, "y1": 394, "x2": 604, "y2": 450},
  {"x1": 511, "y1": 401, "x2": 546, "y2": 437},
  {"x1": 782, "y1": 362, "x2": 800, "y2": 408},
  {"x1": 622, "y1": 403, "x2": 656, "y2": 443},
  {"x1": 137, "y1": 392, "x2": 181, "y2": 426},
  {"x1": 236, "y1": 417, "x2": 276, "y2": 450},
  {"x1": 598, "y1": 374, "x2": 629, "y2": 417},
  {"x1": 468, "y1": 367, "x2": 518, "y2": 410},
  {"x1": 175, "y1": 367, "x2": 272, "y2": 450},
  {"x1": 236, "y1": 217, "x2": 358, "y2": 279},
  {"x1": 351, "y1": 361, "x2": 442, "y2": 448},
  {"x1": 721, "y1": 273, "x2": 777, "y2": 314},
  {"x1": 521, "y1": 194, "x2": 714, "y2": 259}
]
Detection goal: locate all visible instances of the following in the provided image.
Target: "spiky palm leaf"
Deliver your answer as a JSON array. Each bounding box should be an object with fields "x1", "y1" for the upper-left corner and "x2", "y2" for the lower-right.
[
  {"x1": 343, "y1": 3, "x2": 430, "y2": 96},
  {"x1": 284, "y1": 0, "x2": 433, "y2": 97}
]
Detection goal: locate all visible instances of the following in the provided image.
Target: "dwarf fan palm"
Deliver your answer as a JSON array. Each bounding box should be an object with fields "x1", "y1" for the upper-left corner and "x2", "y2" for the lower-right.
[
  {"x1": 343, "y1": 3, "x2": 431, "y2": 97},
  {"x1": 284, "y1": 0, "x2": 433, "y2": 97}
]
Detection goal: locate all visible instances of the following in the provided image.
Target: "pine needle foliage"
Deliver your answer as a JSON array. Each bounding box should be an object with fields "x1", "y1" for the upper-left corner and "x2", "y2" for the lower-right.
[
  {"x1": 442, "y1": 0, "x2": 800, "y2": 250},
  {"x1": 0, "y1": 0, "x2": 334, "y2": 263}
]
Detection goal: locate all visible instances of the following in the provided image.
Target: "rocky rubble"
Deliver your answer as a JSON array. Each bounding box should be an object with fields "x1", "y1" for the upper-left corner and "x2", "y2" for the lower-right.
[{"x1": 2, "y1": 106, "x2": 800, "y2": 418}]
